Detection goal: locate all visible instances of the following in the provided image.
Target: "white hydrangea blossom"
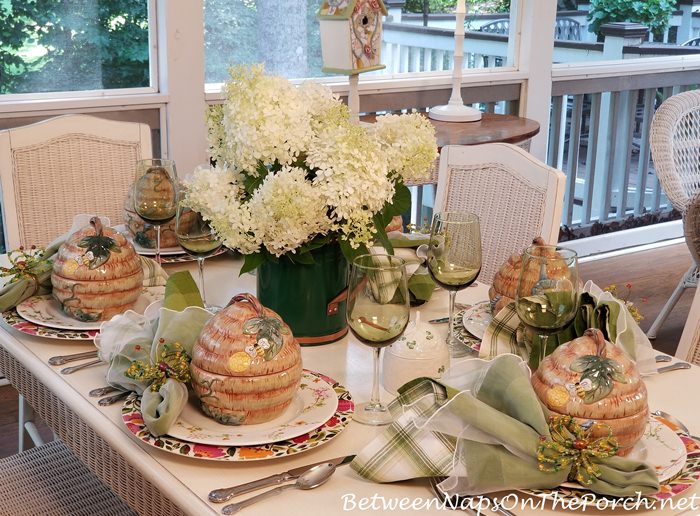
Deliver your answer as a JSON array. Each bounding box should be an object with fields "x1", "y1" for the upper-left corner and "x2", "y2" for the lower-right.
[
  {"x1": 372, "y1": 112, "x2": 438, "y2": 182},
  {"x1": 184, "y1": 165, "x2": 261, "y2": 254},
  {"x1": 219, "y1": 65, "x2": 314, "y2": 173},
  {"x1": 306, "y1": 122, "x2": 395, "y2": 248},
  {"x1": 198, "y1": 65, "x2": 437, "y2": 259},
  {"x1": 248, "y1": 166, "x2": 333, "y2": 256}
]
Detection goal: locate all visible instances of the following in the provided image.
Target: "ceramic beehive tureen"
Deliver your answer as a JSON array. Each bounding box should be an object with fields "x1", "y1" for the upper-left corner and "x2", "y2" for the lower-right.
[
  {"x1": 531, "y1": 328, "x2": 648, "y2": 456},
  {"x1": 490, "y1": 236, "x2": 555, "y2": 314},
  {"x1": 51, "y1": 217, "x2": 144, "y2": 322},
  {"x1": 190, "y1": 293, "x2": 302, "y2": 425}
]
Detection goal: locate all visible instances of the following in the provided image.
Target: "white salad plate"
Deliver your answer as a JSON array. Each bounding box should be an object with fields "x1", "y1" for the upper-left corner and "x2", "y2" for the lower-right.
[{"x1": 461, "y1": 300, "x2": 493, "y2": 340}]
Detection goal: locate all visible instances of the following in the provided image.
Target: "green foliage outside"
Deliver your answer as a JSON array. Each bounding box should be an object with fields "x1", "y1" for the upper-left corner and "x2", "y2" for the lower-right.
[
  {"x1": 587, "y1": 0, "x2": 675, "y2": 38},
  {"x1": 0, "y1": 0, "x2": 149, "y2": 94}
]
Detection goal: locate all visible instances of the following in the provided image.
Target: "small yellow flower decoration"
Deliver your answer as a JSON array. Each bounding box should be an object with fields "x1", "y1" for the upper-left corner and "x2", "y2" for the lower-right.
[
  {"x1": 125, "y1": 340, "x2": 191, "y2": 391},
  {"x1": 537, "y1": 415, "x2": 619, "y2": 486}
]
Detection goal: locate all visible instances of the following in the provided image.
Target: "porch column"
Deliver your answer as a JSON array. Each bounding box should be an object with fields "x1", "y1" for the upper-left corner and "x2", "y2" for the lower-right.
[
  {"x1": 515, "y1": 0, "x2": 557, "y2": 161},
  {"x1": 591, "y1": 23, "x2": 649, "y2": 222},
  {"x1": 677, "y1": 0, "x2": 695, "y2": 43}
]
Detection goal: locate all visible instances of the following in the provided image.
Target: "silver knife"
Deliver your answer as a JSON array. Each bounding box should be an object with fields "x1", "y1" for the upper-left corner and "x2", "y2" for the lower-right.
[{"x1": 208, "y1": 454, "x2": 355, "y2": 503}]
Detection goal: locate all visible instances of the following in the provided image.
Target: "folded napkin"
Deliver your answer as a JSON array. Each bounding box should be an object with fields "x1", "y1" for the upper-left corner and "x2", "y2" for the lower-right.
[
  {"x1": 480, "y1": 281, "x2": 656, "y2": 374},
  {"x1": 352, "y1": 354, "x2": 659, "y2": 498},
  {"x1": 386, "y1": 231, "x2": 435, "y2": 305},
  {"x1": 95, "y1": 271, "x2": 212, "y2": 436}
]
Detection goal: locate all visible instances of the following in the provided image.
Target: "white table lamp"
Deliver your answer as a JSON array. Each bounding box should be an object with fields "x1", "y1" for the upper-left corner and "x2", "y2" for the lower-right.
[{"x1": 428, "y1": 0, "x2": 482, "y2": 122}]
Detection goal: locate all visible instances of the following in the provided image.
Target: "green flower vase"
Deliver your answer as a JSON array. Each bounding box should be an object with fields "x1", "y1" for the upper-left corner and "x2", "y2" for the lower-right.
[{"x1": 256, "y1": 244, "x2": 348, "y2": 346}]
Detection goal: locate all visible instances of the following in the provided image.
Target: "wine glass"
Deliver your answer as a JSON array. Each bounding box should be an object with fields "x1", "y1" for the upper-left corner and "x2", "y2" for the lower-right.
[
  {"x1": 346, "y1": 254, "x2": 410, "y2": 426},
  {"x1": 426, "y1": 211, "x2": 482, "y2": 358},
  {"x1": 515, "y1": 244, "x2": 580, "y2": 368},
  {"x1": 175, "y1": 190, "x2": 223, "y2": 311},
  {"x1": 133, "y1": 159, "x2": 178, "y2": 264}
]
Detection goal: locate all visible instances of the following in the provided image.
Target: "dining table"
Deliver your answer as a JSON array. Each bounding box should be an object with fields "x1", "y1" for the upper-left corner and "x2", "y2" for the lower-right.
[{"x1": 1, "y1": 251, "x2": 699, "y2": 516}]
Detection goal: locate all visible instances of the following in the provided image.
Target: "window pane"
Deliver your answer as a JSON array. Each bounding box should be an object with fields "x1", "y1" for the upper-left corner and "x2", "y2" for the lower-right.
[
  {"x1": 0, "y1": 0, "x2": 150, "y2": 95},
  {"x1": 552, "y1": 2, "x2": 700, "y2": 64},
  {"x1": 203, "y1": 0, "x2": 514, "y2": 83}
]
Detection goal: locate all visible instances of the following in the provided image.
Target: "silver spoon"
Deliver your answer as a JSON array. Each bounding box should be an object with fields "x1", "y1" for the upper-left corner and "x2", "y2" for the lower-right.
[
  {"x1": 221, "y1": 463, "x2": 336, "y2": 515},
  {"x1": 652, "y1": 410, "x2": 700, "y2": 440},
  {"x1": 60, "y1": 358, "x2": 102, "y2": 375},
  {"x1": 48, "y1": 350, "x2": 98, "y2": 366}
]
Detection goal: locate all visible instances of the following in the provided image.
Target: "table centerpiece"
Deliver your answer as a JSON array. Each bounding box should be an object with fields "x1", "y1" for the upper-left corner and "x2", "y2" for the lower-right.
[{"x1": 184, "y1": 64, "x2": 437, "y2": 344}]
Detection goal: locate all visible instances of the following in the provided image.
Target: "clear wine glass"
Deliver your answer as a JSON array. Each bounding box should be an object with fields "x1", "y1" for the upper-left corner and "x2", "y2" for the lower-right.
[
  {"x1": 346, "y1": 254, "x2": 409, "y2": 426},
  {"x1": 175, "y1": 189, "x2": 223, "y2": 311},
  {"x1": 133, "y1": 159, "x2": 178, "y2": 264},
  {"x1": 515, "y1": 244, "x2": 580, "y2": 368},
  {"x1": 426, "y1": 211, "x2": 482, "y2": 358}
]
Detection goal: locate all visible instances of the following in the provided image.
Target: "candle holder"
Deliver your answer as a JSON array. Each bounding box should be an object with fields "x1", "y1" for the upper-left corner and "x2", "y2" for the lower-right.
[{"x1": 428, "y1": 0, "x2": 482, "y2": 123}]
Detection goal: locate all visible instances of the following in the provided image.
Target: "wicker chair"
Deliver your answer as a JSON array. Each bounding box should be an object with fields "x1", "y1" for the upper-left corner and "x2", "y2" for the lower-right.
[
  {"x1": 0, "y1": 114, "x2": 152, "y2": 249},
  {"x1": 0, "y1": 439, "x2": 136, "y2": 515},
  {"x1": 677, "y1": 191, "x2": 700, "y2": 365},
  {"x1": 433, "y1": 143, "x2": 566, "y2": 285},
  {"x1": 0, "y1": 114, "x2": 152, "y2": 453},
  {"x1": 647, "y1": 90, "x2": 700, "y2": 339}
]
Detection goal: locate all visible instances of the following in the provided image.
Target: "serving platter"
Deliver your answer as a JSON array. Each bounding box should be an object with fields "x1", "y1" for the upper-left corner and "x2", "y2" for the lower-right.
[
  {"x1": 167, "y1": 371, "x2": 338, "y2": 446},
  {"x1": 122, "y1": 370, "x2": 354, "y2": 461}
]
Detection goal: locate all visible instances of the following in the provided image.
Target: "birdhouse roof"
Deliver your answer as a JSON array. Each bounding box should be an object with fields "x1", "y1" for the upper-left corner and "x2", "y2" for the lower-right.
[{"x1": 318, "y1": 0, "x2": 388, "y2": 20}]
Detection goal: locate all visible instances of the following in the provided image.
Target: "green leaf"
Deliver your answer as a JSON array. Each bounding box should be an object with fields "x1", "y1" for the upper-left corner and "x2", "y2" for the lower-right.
[
  {"x1": 570, "y1": 355, "x2": 598, "y2": 373},
  {"x1": 243, "y1": 317, "x2": 263, "y2": 334},
  {"x1": 388, "y1": 182, "x2": 412, "y2": 217},
  {"x1": 240, "y1": 252, "x2": 265, "y2": 275},
  {"x1": 243, "y1": 166, "x2": 268, "y2": 195},
  {"x1": 372, "y1": 214, "x2": 394, "y2": 255},
  {"x1": 581, "y1": 373, "x2": 613, "y2": 404}
]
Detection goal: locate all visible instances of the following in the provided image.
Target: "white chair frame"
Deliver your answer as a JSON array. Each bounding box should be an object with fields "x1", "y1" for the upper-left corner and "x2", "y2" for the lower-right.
[
  {"x1": 0, "y1": 114, "x2": 152, "y2": 249},
  {"x1": 434, "y1": 143, "x2": 566, "y2": 285},
  {"x1": 647, "y1": 90, "x2": 700, "y2": 339}
]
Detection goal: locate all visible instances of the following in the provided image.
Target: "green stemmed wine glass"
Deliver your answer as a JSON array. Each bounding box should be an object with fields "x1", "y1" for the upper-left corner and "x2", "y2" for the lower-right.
[
  {"x1": 426, "y1": 211, "x2": 482, "y2": 358},
  {"x1": 133, "y1": 159, "x2": 178, "y2": 265},
  {"x1": 515, "y1": 244, "x2": 580, "y2": 368},
  {"x1": 346, "y1": 254, "x2": 409, "y2": 426}
]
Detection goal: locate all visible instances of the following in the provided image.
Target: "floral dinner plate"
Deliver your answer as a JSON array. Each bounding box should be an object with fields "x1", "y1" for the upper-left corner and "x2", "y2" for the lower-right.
[
  {"x1": 452, "y1": 308, "x2": 481, "y2": 355},
  {"x1": 167, "y1": 371, "x2": 338, "y2": 446},
  {"x1": 461, "y1": 300, "x2": 492, "y2": 340},
  {"x1": 1, "y1": 309, "x2": 98, "y2": 340},
  {"x1": 122, "y1": 369, "x2": 354, "y2": 461},
  {"x1": 17, "y1": 289, "x2": 162, "y2": 331}
]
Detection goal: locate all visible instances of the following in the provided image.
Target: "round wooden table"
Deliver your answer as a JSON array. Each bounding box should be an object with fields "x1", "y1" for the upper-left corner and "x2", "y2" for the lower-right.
[{"x1": 429, "y1": 112, "x2": 540, "y2": 148}]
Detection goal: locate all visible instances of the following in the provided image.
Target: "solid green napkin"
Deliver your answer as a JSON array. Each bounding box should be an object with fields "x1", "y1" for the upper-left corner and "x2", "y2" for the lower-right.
[
  {"x1": 387, "y1": 233, "x2": 435, "y2": 305},
  {"x1": 0, "y1": 234, "x2": 65, "y2": 312},
  {"x1": 352, "y1": 354, "x2": 659, "y2": 498},
  {"x1": 163, "y1": 270, "x2": 204, "y2": 311}
]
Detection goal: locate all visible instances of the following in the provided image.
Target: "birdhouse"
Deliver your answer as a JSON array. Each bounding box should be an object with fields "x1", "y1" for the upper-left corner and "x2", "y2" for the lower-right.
[{"x1": 318, "y1": 0, "x2": 388, "y2": 75}]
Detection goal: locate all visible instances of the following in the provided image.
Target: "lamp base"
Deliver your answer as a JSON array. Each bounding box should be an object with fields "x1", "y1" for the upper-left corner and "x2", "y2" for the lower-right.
[{"x1": 428, "y1": 104, "x2": 482, "y2": 122}]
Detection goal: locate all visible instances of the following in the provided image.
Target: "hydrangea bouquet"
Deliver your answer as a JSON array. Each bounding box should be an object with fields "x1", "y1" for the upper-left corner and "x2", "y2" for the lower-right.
[{"x1": 185, "y1": 65, "x2": 438, "y2": 273}]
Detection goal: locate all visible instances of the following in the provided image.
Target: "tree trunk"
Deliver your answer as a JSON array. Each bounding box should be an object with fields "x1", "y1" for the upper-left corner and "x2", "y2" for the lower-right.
[{"x1": 256, "y1": 0, "x2": 308, "y2": 77}]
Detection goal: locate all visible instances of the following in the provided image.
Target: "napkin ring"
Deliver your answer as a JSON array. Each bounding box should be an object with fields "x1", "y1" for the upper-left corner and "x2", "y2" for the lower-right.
[
  {"x1": 0, "y1": 246, "x2": 47, "y2": 295},
  {"x1": 537, "y1": 415, "x2": 619, "y2": 486}
]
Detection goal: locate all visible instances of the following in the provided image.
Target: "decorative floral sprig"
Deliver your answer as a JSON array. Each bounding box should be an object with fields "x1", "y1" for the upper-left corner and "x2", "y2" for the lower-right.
[
  {"x1": 186, "y1": 64, "x2": 438, "y2": 273},
  {"x1": 604, "y1": 283, "x2": 646, "y2": 323},
  {"x1": 537, "y1": 415, "x2": 619, "y2": 485},
  {"x1": 125, "y1": 340, "x2": 191, "y2": 391},
  {"x1": 0, "y1": 246, "x2": 51, "y2": 284}
]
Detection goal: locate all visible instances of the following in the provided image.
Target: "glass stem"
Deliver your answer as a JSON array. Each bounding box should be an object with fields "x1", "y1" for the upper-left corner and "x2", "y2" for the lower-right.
[
  {"x1": 155, "y1": 225, "x2": 162, "y2": 265},
  {"x1": 539, "y1": 334, "x2": 550, "y2": 366},
  {"x1": 197, "y1": 257, "x2": 207, "y2": 307},
  {"x1": 447, "y1": 289, "x2": 457, "y2": 347},
  {"x1": 369, "y1": 347, "x2": 382, "y2": 409}
]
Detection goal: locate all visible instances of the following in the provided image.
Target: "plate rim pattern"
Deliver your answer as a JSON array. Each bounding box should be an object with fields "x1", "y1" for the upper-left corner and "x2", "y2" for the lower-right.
[{"x1": 121, "y1": 369, "x2": 354, "y2": 461}]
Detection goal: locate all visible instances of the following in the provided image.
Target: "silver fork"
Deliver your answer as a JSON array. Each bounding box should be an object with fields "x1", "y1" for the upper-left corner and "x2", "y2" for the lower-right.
[{"x1": 60, "y1": 359, "x2": 102, "y2": 375}]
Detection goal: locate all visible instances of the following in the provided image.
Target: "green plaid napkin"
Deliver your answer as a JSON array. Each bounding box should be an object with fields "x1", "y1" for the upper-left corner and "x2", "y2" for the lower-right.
[
  {"x1": 351, "y1": 354, "x2": 659, "y2": 497},
  {"x1": 480, "y1": 281, "x2": 656, "y2": 373}
]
